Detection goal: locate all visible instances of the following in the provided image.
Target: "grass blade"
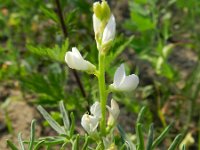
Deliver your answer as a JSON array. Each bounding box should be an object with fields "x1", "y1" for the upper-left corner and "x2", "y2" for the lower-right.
[
  {"x1": 72, "y1": 135, "x2": 79, "y2": 150},
  {"x1": 146, "y1": 123, "x2": 154, "y2": 150},
  {"x1": 152, "y1": 123, "x2": 173, "y2": 148},
  {"x1": 37, "y1": 105, "x2": 65, "y2": 134},
  {"x1": 18, "y1": 133, "x2": 25, "y2": 150},
  {"x1": 136, "y1": 106, "x2": 147, "y2": 124},
  {"x1": 136, "y1": 123, "x2": 144, "y2": 150},
  {"x1": 182, "y1": 144, "x2": 186, "y2": 150},
  {"x1": 168, "y1": 134, "x2": 182, "y2": 150},
  {"x1": 82, "y1": 136, "x2": 89, "y2": 150},
  {"x1": 117, "y1": 124, "x2": 136, "y2": 150},
  {"x1": 34, "y1": 140, "x2": 45, "y2": 150},
  {"x1": 59, "y1": 101, "x2": 70, "y2": 130},
  {"x1": 28, "y1": 120, "x2": 36, "y2": 150},
  {"x1": 7, "y1": 140, "x2": 19, "y2": 150}
]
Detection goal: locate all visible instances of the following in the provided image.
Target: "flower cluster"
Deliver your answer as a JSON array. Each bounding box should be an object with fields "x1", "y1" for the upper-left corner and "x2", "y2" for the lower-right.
[{"x1": 64, "y1": 0, "x2": 139, "y2": 147}]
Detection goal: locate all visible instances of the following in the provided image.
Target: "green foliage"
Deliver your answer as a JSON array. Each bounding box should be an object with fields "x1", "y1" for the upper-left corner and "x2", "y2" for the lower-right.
[
  {"x1": 21, "y1": 63, "x2": 66, "y2": 105},
  {"x1": 1, "y1": 0, "x2": 199, "y2": 149},
  {"x1": 27, "y1": 39, "x2": 69, "y2": 63}
]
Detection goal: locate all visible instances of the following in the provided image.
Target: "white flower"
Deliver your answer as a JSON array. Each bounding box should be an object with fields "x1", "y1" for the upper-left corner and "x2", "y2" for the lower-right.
[
  {"x1": 81, "y1": 102, "x2": 101, "y2": 134},
  {"x1": 81, "y1": 114, "x2": 99, "y2": 134},
  {"x1": 93, "y1": 14, "x2": 116, "y2": 45},
  {"x1": 65, "y1": 47, "x2": 96, "y2": 72},
  {"x1": 110, "y1": 64, "x2": 139, "y2": 92},
  {"x1": 102, "y1": 14, "x2": 116, "y2": 45},
  {"x1": 107, "y1": 99, "x2": 120, "y2": 125},
  {"x1": 90, "y1": 101, "x2": 101, "y2": 119}
]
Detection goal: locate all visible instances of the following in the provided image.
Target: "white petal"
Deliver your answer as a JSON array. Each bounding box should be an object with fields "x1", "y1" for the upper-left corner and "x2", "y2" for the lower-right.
[
  {"x1": 65, "y1": 48, "x2": 95, "y2": 71},
  {"x1": 93, "y1": 14, "x2": 101, "y2": 35},
  {"x1": 119, "y1": 74, "x2": 139, "y2": 91},
  {"x1": 113, "y1": 64, "x2": 126, "y2": 87},
  {"x1": 102, "y1": 14, "x2": 116, "y2": 44},
  {"x1": 89, "y1": 116, "x2": 99, "y2": 132},
  {"x1": 72, "y1": 47, "x2": 83, "y2": 59},
  {"x1": 110, "y1": 99, "x2": 120, "y2": 120},
  {"x1": 65, "y1": 52, "x2": 87, "y2": 70},
  {"x1": 81, "y1": 114, "x2": 91, "y2": 133},
  {"x1": 90, "y1": 102, "x2": 101, "y2": 118},
  {"x1": 81, "y1": 114, "x2": 99, "y2": 134},
  {"x1": 65, "y1": 52, "x2": 77, "y2": 69},
  {"x1": 107, "y1": 99, "x2": 120, "y2": 123}
]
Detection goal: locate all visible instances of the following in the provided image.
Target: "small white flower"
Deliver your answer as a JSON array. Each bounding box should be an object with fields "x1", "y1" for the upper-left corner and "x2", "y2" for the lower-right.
[
  {"x1": 81, "y1": 102, "x2": 101, "y2": 134},
  {"x1": 90, "y1": 101, "x2": 101, "y2": 119},
  {"x1": 65, "y1": 47, "x2": 96, "y2": 72},
  {"x1": 107, "y1": 99, "x2": 120, "y2": 125},
  {"x1": 102, "y1": 14, "x2": 116, "y2": 45},
  {"x1": 110, "y1": 64, "x2": 139, "y2": 92},
  {"x1": 81, "y1": 114, "x2": 99, "y2": 134}
]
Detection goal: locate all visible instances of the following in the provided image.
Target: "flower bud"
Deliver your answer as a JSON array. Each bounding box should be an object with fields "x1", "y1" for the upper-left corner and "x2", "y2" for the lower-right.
[
  {"x1": 110, "y1": 64, "x2": 139, "y2": 92},
  {"x1": 93, "y1": 1, "x2": 116, "y2": 53},
  {"x1": 93, "y1": 0, "x2": 111, "y2": 21},
  {"x1": 107, "y1": 99, "x2": 120, "y2": 126},
  {"x1": 102, "y1": 14, "x2": 116, "y2": 45},
  {"x1": 65, "y1": 47, "x2": 96, "y2": 72}
]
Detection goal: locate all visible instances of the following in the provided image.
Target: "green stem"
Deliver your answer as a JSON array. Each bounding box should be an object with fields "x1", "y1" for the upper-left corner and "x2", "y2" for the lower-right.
[{"x1": 98, "y1": 53, "x2": 107, "y2": 135}]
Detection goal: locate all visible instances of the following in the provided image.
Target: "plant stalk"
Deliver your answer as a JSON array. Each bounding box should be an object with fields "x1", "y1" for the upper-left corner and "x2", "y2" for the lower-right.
[
  {"x1": 98, "y1": 53, "x2": 107, "y2": 135},
  {"x1": 54, "y1": 0, "x2": 89, "y2": 110}
]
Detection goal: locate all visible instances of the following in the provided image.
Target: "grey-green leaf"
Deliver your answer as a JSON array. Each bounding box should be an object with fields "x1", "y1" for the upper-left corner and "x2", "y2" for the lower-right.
[
  {"x1": 168, "y1": 134, "x2": 182, "y2": 150},
  {"x1": 59, "y1": 101, "x2": 70, "y2": 130},
  {"x1": 37, "y1": 105, "x2": 65, "y2": 134},
  {"x1": 28, "y1": 120, "x2": 36, "y2": 150},
  {"x1": 18, "y1": 133, "x2": 25, "y2": 150},
  {"x1": 7, "y1": 140, "x2": 19, "y2": 150},
  {"x1": 146, "y1": 123, "x2": 154, "y2": 150},
  {"x1": 152, "y1": 123, "x2": 173, "y2": 148}
]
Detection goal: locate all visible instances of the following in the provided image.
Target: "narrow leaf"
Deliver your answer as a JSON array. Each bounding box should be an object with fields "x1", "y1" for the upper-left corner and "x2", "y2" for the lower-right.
[
  {"x1": 70, "y1": 112, "x2": 75, "y2": 137},
  {"x1": 28, "y1": 120, "x2": 36, "y2": 150},
  {"x1": 182, "y1": 144, "x2": 186, "y2": 150},
  {"x1": 72, "y1": 135, "x2": 79, "y2": 150},
  {"x1": 7, "y1": 140, "x2": 19, "y2": 150},
  {"x1": 59, "y1": 101, "x2": 70, "y2": 130},
  {"x1": 168, "y1": 134, "x2": 182, "y2": 150},
  {"x1": 136, "y1": 123, "x2": 145, "y2": 150},
  {"x1": 37, "y1": 105, "x2": 65, "y2": 134},
  {"x1": 34, "y1": 140, "x2": 45, "y2": 150},
  {"x1": 136, "y1": 106, "x2": 146, "y2": 124},
  {"x1": 18, "y1": 133, "x2": 25, "y2": 150},
  {"x1": 117, "y1": 125, "x2": 136, "y2": 150},
  {"x1": 146, "y1": 123, "x2": 154, "y2": 150},
  {"x1": 152, "y1": 123, "x2": 173, "y2": 148},
  {"x1": 82, "y1": 136, "x2": 89, "y2": 150}
]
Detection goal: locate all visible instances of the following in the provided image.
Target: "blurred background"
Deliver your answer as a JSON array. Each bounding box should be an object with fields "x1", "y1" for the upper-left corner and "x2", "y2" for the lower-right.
[{"x1": 0, "y1": 0, "x2": 200, "y2": 149}]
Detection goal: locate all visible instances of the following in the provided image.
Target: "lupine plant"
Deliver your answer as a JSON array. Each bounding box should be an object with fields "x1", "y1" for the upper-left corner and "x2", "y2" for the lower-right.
[{"x1": 7, "y1": 1, "x2": 184, "y2": 149}]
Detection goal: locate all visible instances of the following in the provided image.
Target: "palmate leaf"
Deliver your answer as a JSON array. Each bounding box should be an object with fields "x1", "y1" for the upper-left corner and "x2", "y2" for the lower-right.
[{"x1": 27, "y1": 38, "x2": 69, "y2": 63}]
